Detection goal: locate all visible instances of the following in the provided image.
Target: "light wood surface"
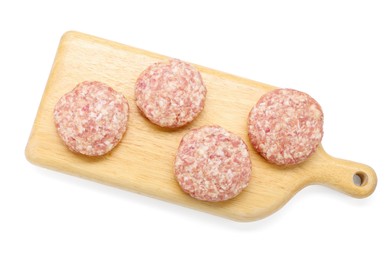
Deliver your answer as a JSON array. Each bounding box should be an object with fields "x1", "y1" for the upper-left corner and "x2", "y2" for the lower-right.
[{"x1": 25, "y1": 31, "x2": 377, "y2": 221}]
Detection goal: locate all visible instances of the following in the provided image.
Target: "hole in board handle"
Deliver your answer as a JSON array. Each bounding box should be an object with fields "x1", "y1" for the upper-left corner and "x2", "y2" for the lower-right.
[{"x1": 353, "y1": 172, "x2": 368, "y2": 187}]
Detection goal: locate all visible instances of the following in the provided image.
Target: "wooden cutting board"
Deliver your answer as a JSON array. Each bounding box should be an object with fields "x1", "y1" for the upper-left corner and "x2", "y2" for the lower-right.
[{"x1": 25, "y1": 31, "x2": 377, "y2": 221}]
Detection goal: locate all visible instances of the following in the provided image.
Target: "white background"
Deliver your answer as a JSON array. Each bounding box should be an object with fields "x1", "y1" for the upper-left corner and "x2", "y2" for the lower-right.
[{"x1": 1, "y1": 1, "x2": 389, "y2": 259}]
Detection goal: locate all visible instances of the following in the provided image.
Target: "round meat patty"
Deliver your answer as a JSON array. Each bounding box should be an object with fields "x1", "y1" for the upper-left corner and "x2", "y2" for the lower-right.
[
  {"x1": 174, "y1": 125, "x2": 251, "y2": 202},
  {"x1": 54, "y1": 81, "x2": 129, "y2": 156},
  {"x1": 248, "y1": 88, "x2": 324, "y2": 165},
  {"x1": 135, "y1": 59, "x2": 207, "y2": 128}
]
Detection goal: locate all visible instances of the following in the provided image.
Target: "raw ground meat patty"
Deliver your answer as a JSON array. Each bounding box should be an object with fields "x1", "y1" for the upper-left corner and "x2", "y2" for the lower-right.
[
  {"x1": 135, "y1": 59, "x2": 207, "y2": 128},
  {"x1": 174, "y1": 125, "x2": 251, "y2": 202},
  {"x1": 248, "y1": 88, "x2": 324, "y2": 165},
  {"x1": 54, "y1": 81, "x2": 129, "y2": 156}
]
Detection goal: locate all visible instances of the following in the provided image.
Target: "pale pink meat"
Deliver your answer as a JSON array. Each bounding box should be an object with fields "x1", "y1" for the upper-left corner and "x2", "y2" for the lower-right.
[
  {"x1": 248, "y1": 89, "x2": 324, "y2": 165},
  {"x1": 53, "y1": 81, "x2": 129, "y2": 156},
  {"x1": 174, "y1": 126, "x2": 251, "y2": 202},
  {"x1": 135, "y1": 59, "x2": 206, "y2": 128}
]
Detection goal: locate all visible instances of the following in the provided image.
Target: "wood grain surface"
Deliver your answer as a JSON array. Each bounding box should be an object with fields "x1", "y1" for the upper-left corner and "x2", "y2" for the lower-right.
[{"x1": 25, "y1": 31, "x2": 377, "y2": 221}]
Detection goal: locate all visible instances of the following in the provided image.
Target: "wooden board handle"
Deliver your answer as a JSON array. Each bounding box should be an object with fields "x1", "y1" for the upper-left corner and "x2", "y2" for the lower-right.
[{"x1": 309, "y1": 150, "x2": 377, "y2": 198}]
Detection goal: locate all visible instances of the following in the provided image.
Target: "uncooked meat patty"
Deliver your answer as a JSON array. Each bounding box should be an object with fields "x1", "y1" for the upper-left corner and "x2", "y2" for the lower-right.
[
  {"x1": 174, "y1": 125, "x2": 251, "y2": 202},
  {"x1": 248, "y1": 88, "x2": 324, "y2": 165},
  {"x1": 135, "y1": 59, "x2": 206, "y2": 128},
  {"x1": 54, "y1": 81, "x2": 129, "y2": 156}
]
